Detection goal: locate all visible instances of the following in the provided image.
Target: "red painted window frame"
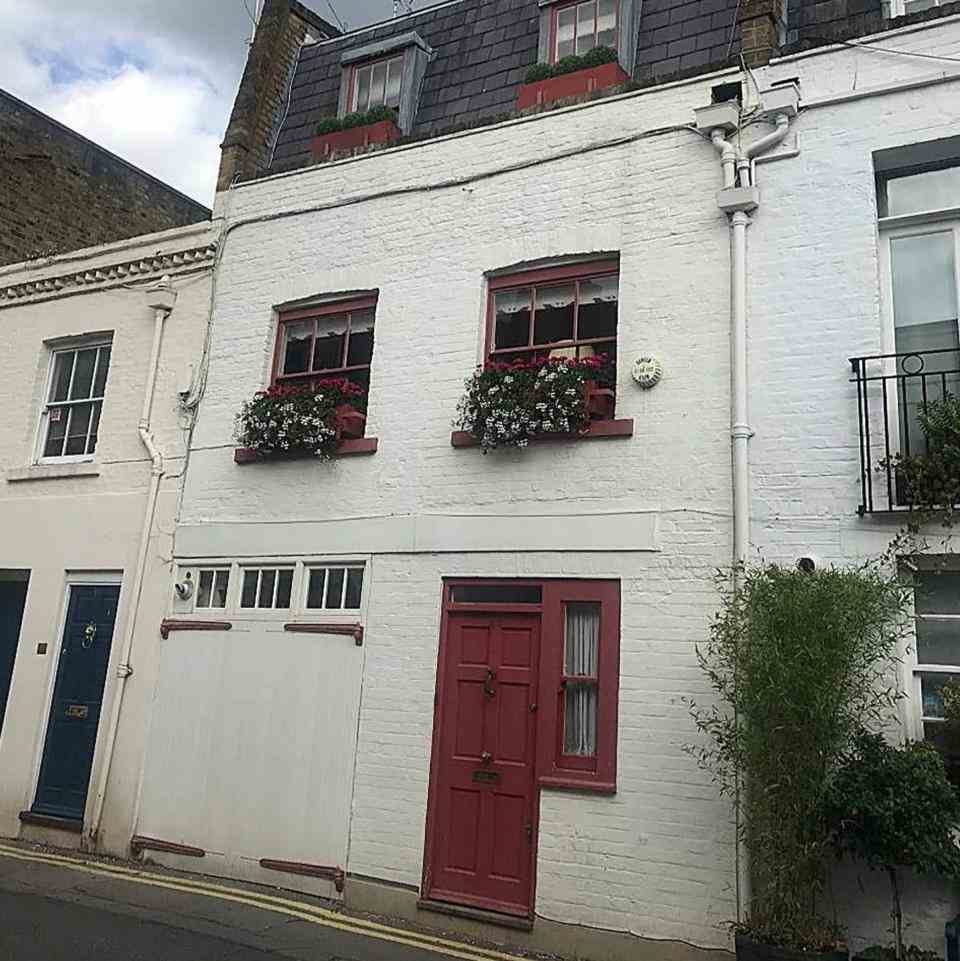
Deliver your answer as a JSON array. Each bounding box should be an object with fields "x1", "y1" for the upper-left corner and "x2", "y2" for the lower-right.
[
  {"x1": 539, "y1": 579, "x2": 619, "y2": 792},
  {"x1": 271, "y1": 295, "x2": 378, "y2": 389},
  {"x1": 549, "y1": 0, "x2": 620, "y2": 64},
  {"x1": 485, "y1": 260, "x2": 620, "y2": 418},
  {"x1": 441, "y1": 577, "x2": 620, "y2": 794},
  {"x1": 345, "y1": 52, "x2": 406, "y2": 115},
  {"x1": 485, "y1": 259, "x2": 620, "y2": 360}
]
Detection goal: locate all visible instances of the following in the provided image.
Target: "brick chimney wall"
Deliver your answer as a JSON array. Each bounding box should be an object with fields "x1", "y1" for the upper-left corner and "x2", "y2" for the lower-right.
[
  {"x1": 739, "y1": 0, "x2": 788, "y2": 65},
  {"x1": 218, "y1": 0, "x2": 327, "y2": 192}
]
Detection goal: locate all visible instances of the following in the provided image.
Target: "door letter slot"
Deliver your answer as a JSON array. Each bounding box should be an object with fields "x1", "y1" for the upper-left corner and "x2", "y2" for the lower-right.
[{"x1": 472, "y1": 769, "x2": 501, "y2": 784}]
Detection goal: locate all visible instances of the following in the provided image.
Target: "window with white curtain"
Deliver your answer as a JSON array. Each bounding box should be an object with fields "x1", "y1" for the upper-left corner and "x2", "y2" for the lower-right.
[
  {"x1": 554, "y1": 0, "x2": 618, "y2": 61},
  {"x1": 562, "y1": 602, "x2": 600, "y2": 757}
]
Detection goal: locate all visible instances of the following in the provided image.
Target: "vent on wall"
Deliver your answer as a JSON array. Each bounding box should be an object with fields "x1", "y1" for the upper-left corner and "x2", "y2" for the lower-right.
[{"x1": 711, "y1": 82, "x2": 743, "y2": 104}]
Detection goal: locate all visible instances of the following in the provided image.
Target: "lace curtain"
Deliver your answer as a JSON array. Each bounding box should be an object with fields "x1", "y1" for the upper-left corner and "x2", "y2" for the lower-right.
[{"x1": 563, "y1": 602, "x2": 599, "y2": 756}]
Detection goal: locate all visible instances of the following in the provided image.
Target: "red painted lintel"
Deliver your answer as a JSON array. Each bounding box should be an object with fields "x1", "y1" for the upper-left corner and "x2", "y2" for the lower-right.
[
  {"x1": 259, "y1": 858, "x2": 345, "y2": 892},
  {"x1": 160, "y1": 619, "x2": 232, "y2": 640},
  {"x1": 130, "y1": 835, "x2": 205, "y2": 858},
  {"x1": 283, "y1": 622, "x2": 364, "y2": 646}
]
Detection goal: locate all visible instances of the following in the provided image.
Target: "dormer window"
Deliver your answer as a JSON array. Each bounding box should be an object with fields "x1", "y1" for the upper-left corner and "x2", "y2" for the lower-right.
[
  {"x1": 350, "y1": 54, "x2": 404, "y2": 113},
  {"x1": 337, "y1": 31, "x2": 434, "y2": 136},
  {"x1": 554, "y1": 0, "x2": 618, "y2": 61},
  {"x1": 536, "y1": 0, "x2": 641, "y2": 77}
]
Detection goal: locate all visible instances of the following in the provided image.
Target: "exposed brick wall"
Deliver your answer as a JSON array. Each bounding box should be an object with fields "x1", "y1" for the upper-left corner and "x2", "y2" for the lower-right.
[
  {"x1": 217, "y1": 0, "x2": 339, "y2": 191},
  {"x1": 0, "y1": 90, "x2": 210, "y2": 267}
]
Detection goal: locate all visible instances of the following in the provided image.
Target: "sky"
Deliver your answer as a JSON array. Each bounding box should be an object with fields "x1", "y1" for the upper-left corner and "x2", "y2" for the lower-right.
[{"x1": 0, "y1": 1, "x2": 402, "y2": 207}]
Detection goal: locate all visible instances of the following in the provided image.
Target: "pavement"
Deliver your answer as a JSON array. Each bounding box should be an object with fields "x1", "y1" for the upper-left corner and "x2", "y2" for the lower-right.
[{"x1": 0, "y1": 842, "x2": 527, "y2": 961}]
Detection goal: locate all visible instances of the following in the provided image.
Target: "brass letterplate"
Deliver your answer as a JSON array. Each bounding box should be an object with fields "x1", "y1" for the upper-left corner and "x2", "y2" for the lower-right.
[
  {"x1": 472, "y1": 769, "x2": 501, "y2": 784},
  {"x1": 66, "y1": 705, "x2": 89, "y2": 719}
]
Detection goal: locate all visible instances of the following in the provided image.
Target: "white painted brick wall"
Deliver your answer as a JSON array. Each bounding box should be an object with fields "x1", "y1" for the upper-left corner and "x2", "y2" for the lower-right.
[{"x1": 178, "y1": 18, "x2": 960, "y2": 955}]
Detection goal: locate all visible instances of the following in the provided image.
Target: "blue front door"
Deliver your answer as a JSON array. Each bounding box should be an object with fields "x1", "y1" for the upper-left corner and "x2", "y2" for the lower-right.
[
  {"x1": 0, "y1": 576, "x2": 29, "y2": 736},
  {"x1": 33, "y1": 584, "x2": 120, "y2": 822}
]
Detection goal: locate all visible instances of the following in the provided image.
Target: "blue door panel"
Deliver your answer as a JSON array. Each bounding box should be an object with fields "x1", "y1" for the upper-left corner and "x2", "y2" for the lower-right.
[
  {"x1": 33, "y1": 585, "x2": 120, "y2": 822},
  {"x1": 0, "y1": 579, "x2": 29, "y2": 736}
]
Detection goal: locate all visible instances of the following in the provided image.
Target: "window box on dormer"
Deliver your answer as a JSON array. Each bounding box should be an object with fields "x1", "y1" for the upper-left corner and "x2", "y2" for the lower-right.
[
  {"x1": 517, "y1": 48, "x2": 629, "y2": 110},
  {"x1": 311, "y1": 108, "x2": 401, "y2": 159}
]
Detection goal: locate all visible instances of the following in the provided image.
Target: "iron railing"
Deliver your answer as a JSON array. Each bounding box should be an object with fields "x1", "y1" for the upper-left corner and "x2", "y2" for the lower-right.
[{"x1": 850, "y1": 348, "x2": 960, "y2": 514}]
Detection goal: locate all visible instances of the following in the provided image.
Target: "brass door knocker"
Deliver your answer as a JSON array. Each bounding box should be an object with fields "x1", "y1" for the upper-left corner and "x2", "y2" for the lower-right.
[{"x1": 82, "y1": 622, "x2": 97, "y2": 650}]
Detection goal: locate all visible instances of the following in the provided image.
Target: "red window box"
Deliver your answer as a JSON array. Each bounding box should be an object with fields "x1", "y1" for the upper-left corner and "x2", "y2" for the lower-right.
[
  {"x1": 310, "y1": 119, "x2": 400, "y2": 159},
  {"x1": 517, "y1": 61, "x2": 629, "y2": 110},
  {"x1": 234, "y1": 438, "x2": 378, "y2": 464}
]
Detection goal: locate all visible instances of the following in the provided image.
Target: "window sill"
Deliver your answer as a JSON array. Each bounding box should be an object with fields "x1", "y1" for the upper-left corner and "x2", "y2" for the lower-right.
[
  {"x1": 450, "y1": 419, "x2": 633, "y2": 449},
  {"x1": 538, "y1": 775, "x2": 617, "y2": 795},
  {"x1": 160, "y1": 619, "x2": 233, "y2": 639},
  {"x1": 234, "y1": 439, "x2": 378, "y2": 464},
  {"x1": 6, "y1": 462, "x2": 100, "y2": 483}
]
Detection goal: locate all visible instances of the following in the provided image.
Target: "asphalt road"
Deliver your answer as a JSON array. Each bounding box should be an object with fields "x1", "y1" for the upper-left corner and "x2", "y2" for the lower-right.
[
  {"x1": 0, "y1": 845, "x2": 508, "y2": 961},
  {"x1": 1, "y1": 891, "x2": 286, "y2": 961}
]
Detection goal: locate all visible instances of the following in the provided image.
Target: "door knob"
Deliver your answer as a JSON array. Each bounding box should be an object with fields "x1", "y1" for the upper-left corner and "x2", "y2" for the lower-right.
[{"x1": 480, "y1": 751, "x2": 492, "y2": 766}]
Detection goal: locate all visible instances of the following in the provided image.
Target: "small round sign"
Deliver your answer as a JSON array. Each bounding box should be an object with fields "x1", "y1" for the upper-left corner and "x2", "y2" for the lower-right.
[{"x1": 632, "y1": 355, "x2": 663, "y2": 389}]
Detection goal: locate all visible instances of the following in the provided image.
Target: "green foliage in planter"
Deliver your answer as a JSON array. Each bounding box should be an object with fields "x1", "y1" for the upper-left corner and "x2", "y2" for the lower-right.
[
  {"x1": 314, "y1": 105, "x2": 398, "y2": 137},
  {"x1": 454, "y1": 355, "x2": 610, "y2": 453},
  {"x1": 236, "y1": 380, "x2": 364, "y2": 460},
  {"x1": 522, "y1": 45, "x2": 620, "y2": 85},
  {"x1": 690, "y1": 565, "x2": 908, "y2": 952},
  {"x1": 824, "y1": 731, "x2": 960, "y2": 961},
  {"x1": 882, "y1": 393, "x2": 960, "y2": 528},
  {"x1": 855, "y1": 946, "x2": 942, "y2": 961}
]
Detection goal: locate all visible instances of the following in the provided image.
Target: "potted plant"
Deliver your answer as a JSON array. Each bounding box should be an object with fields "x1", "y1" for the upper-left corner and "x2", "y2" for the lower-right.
[
  {"x1": 517, "y1": 46, "x2": 630, "y2": 110},
  {"x1": 234, "y1": 379, "x2": 366, "y2": 462},
  {"x1": 690, "y1": 564, "x2": 908, "y2": 961},
  {"x1": 882, "y1": 393, "x2": 960, "y2": 527},
  {"x1": 454, "y1": 355, "x2": 611, "y2": 453},
  {"x1": 310, "y1": 106, "x2": 401, "y2": 158},
  {"x1": 824, "y1": 730, "x2": 960, "y2": 961}
]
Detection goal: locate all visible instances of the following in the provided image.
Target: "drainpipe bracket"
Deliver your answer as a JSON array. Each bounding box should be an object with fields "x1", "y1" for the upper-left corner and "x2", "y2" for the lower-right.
[
  {"x1": 732, "y1": 424, "x2": 755, "y2": 440},
  {"x1": 117, "y1": 664, "x2": 134, "y2": 679},
  {"x1": 718, "y1": 186, "x2": 759, "y2": 214}
]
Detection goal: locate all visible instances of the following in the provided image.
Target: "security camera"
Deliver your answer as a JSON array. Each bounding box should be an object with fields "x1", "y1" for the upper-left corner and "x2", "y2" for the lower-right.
[
  {"x1": 175, "y1": 573, "x2": 194, "y2": 600},
  {"x1": 796, "y1": 556, "x2": 820, "y2": 574}
]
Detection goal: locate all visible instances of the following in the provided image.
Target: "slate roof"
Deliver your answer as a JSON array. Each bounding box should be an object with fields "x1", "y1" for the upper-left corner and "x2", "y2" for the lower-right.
[
  {"x1": 268, "y1": 0, "x2": 956, "y2": 177},
  {"x1": 271, "y1": 0, "x2": 540, "y2": 173}
]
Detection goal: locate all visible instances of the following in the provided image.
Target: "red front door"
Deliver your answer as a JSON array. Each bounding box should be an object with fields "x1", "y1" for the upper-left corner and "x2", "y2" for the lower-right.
[{"x1": 424, "y1": 612, "x2": 540, "y2": 917}]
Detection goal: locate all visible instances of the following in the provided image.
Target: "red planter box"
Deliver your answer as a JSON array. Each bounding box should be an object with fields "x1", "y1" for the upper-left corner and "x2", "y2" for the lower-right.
[
  {"x1": 517, "y1": 62, "x2": 630, "y2": 110},
  {"x1": 310, "y1": 120, "x2": 400, "y2": 159}
]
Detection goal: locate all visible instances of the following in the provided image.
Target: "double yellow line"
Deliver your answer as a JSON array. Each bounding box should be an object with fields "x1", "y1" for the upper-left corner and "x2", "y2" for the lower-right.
[{"x1": 0, "y1": 843, "x2": 522, "y2": 961}]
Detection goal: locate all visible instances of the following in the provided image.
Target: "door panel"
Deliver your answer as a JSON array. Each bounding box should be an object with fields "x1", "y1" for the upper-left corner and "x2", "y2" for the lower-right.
[
  {"x1": 33, "y1": 585, "x2": 120, "y2": 821},
  {"x1": 0, "y1": 577, "x2": 29, "y2": 736},
  {"x1": 426, "y1": 613, "x2": 540, "y2": 916}
]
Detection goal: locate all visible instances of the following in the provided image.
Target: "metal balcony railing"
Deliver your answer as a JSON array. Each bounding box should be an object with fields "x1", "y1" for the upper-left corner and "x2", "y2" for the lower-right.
[{"x1": 850, "y1": 348, "x2": 960, "y2": 514}]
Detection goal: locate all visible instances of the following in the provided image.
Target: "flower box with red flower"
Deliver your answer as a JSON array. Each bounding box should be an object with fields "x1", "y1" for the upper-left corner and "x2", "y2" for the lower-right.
[
  {"x1": 234, "y1": 380, "x2": 376, "y2": 463},
  {"x1": 452, "y1": 354, "x2": 631, "y2": 453}
]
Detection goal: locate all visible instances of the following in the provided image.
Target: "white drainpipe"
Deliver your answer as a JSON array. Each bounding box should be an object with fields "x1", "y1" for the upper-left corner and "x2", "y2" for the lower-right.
[
  {"x1": 709, "y1": 110, "x2": 793, "y2": 917},
  {"x1": 87, "y1": 277, "x2": 177, "y2": 845},
  {"x1": 712, "y1": 114, "x2": 791, "y2": 571}
]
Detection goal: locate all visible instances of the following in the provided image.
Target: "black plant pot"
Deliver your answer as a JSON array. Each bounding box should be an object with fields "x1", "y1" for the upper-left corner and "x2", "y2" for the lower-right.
[{"x1": 736, "y1": 935, "x2": 848, "y2": 961}]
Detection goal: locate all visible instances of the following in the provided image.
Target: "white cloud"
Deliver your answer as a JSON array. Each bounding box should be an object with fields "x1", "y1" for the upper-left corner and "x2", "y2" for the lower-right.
[{"x1": 0, "y1": 1, "x2": 398, "y2": 205}]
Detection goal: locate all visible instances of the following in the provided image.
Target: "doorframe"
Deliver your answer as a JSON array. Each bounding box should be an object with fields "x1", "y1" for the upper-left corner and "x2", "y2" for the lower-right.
[
  {"x1": 27, "y1": 571, "x2": 123, "y2": 823},
  {"x1": 421, "y1": 578, "x2": 546, "y2": 919}
]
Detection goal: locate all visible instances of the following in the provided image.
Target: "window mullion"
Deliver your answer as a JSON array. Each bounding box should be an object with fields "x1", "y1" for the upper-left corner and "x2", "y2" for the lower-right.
[
  {"x1": 528, "y1": 287, "x2": 536, "y2": 347},
  {"x1": 65, "y1": 350, "x2": 78, "y2": 403}
]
